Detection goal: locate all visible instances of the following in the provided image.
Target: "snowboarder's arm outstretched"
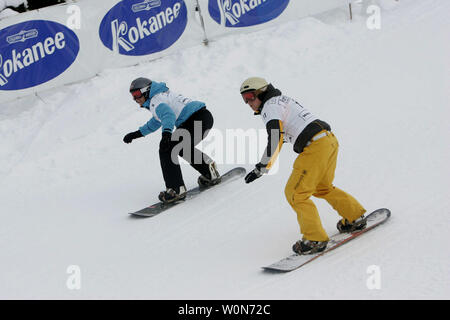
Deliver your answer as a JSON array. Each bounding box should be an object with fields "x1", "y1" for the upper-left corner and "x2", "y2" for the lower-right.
[{"x1": 245, "y1": 119, "x2": 284, "y2": 183}]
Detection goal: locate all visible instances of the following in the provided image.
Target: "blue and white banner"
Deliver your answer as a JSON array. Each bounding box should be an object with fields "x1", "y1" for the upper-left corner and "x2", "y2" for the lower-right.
[
  {"x1": 199, "y1": 0, "x2": 348, "y2": 39},
  {"x1": 0, "y1": 19, "x2": 79, "y2": 91},
  {"x1": 0, "y1": 0, "x2": 349, "y2": 104},
  {"x1": 208, "y1": 0, "x2": 289, "y2": 28},
  {"x1": 99, "y1": 0, "x2": 188, "y2": 56}
]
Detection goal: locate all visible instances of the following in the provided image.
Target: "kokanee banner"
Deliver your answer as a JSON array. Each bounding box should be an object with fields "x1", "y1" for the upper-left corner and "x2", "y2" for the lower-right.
[
  {"x1": 0, "y1": 20, "x2": 80, "y2": 91},
  {"x1": 0, "y1": 0, "x2": 347, "y2": 103},
  {"x1": 208, "y1": 0, "x2": 290, "y2": 27},
  {"x1": 99, "y1": 0, "x2": 188, "y2": 56}
]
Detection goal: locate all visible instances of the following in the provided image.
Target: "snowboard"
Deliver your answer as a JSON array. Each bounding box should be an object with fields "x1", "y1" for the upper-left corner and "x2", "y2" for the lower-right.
[
  {"x1": 129, "y1": 167, "x2": 246, "y2": 217},
  {"x1": 263, "y1": 208, "x2": 391, "y2": 272}
]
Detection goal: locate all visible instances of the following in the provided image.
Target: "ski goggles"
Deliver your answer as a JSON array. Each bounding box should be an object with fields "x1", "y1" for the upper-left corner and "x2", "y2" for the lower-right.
[
  {"x1": 130, "y1": 86, "x2": 150, "y2": 100},
  {"x1": 131, "y1": 89, "x2": 144, "y2": 100},
  {"x1": 241, "y1": 91, "x2": 257, "y2": 103}
]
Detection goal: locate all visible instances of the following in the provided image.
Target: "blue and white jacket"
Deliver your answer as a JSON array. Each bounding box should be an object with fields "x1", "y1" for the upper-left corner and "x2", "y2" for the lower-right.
[{"x1": 138, "y1": 81, "x2": 206, "y2": 136}]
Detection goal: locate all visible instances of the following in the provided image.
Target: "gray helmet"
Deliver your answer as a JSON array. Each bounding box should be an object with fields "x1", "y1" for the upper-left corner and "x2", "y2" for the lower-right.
[{"x1": 130, "y1": 77, "x2": 152, "y2": 100}]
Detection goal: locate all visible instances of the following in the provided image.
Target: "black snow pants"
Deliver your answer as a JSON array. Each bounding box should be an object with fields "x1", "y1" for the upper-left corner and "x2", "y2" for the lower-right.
[{"x1": 159, "y1": 107, "x2": 214, "y2": 191}]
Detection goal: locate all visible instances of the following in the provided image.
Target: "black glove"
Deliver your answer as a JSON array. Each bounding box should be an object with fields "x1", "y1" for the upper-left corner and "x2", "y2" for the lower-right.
[
  {"x1": 123, "y1": 130, "x2": 143, "y2": 144},
  {"x1": 245, "y1": 165, "x2": 265, "y2": 184},
  {"x1": 159, "y1": 131, "x2": 172, "y2": 152}
]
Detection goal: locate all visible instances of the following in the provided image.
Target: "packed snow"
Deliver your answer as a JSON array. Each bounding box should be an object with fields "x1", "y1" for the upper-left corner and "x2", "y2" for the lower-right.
[{"x1": 0, "y1": 0, "x2": 449, "y2": 299}]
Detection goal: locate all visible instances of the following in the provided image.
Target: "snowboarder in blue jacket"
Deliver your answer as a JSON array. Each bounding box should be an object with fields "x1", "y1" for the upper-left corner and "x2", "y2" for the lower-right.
[{"x1": 123, "y1": 78, "x2": 220, "y2": 203}]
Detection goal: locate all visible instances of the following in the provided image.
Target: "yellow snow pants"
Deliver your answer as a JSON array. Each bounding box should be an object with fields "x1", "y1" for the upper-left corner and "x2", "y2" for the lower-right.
[{"x1": 285, "y1": 131, "x2": 366, "y2": 241}]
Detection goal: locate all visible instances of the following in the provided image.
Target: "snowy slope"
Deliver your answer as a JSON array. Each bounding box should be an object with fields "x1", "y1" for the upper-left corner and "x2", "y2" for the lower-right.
[{"x1": 0, "y1": 0, "x2": 449, "y2": 299}]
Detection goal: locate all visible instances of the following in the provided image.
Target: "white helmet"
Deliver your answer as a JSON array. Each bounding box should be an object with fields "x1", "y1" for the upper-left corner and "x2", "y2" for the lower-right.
[{"x1": 240, "y1": 77, "x2": 268, "y2": 94}]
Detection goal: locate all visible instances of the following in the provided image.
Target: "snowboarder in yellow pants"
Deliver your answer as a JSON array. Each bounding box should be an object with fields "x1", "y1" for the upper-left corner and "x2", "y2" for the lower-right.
[
  {"x1": 240, "y1": 77, "x2": 366, "y2": 255},
  {"x1": 284, "y1": 131, "x2": 366, "y2": 242}
]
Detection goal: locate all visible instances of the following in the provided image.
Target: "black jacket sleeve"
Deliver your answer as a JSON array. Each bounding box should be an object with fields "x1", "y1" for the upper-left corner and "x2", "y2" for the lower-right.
[{"x1": 258, "y1": 119, "x2": 284, "y2": 171}]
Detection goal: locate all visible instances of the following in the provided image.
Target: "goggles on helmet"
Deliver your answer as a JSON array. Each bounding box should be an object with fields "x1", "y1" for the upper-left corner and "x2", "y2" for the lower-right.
[
  {"x1": 130, "y1": 85, "x2": 149, "y2": 100},
  {"x1": 131, "y1": 89, "x2": 144, "y2": 100},
  {"x1": 242, "y1": 91, "x2": 257, "y2": 103}
]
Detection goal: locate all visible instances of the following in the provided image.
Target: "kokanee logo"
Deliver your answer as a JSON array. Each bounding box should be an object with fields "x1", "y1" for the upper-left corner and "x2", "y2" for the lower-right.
[
  {"x1": 208, "y1": 0, "x2": 289, "y2": 27},
  {"x1": 99, "y1": 0, "x2": 188, "y2": 56},
  {"x1": 131, "y1": 0, "x2": 161, "y2": 12},
  {"x1": 6, "y1": 29, "x2": 39, "y2": 44},
  {"x1": 0, "y1": 20, "x2": 79, "y2": 91}
]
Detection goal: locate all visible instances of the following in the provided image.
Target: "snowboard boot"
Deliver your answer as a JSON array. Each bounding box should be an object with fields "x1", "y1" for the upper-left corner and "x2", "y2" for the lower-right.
[
  {"x1": 198, "y1": 161, "x2": 221, "y2": 187},
  {"x1": 337, "y1": 215, "x2": 367, "y2": 233},
  {"x1": 158, "y1": 185, "x2": 187, "y2": 204},
  {"x1": 292, "y1": 238, "x2": 328, "y2": 255}
]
